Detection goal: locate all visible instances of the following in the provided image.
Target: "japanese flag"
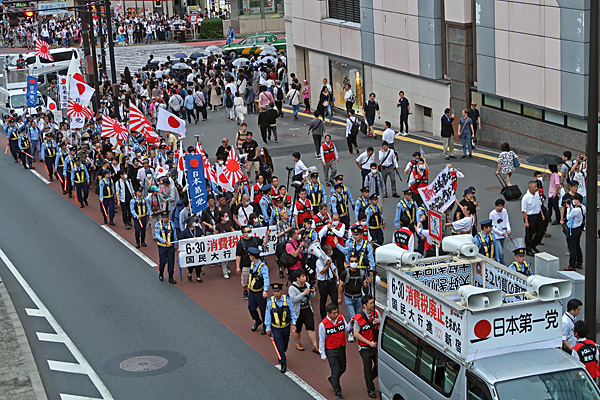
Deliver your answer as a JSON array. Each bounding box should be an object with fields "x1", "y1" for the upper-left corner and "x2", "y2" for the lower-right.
[
  {"x1": 67, "y1": 52, "x2": 82, "y2": 81},
  {"x1": 156, "y1": 107, "x2": 186, "y2": 139},
  {"x1": 69, "y1": 76, "x2": 95, "y2": 106},
  {"x1": 177, "y1": 146, "x2": 185, "y2": 186},
  {"x1": 47, "y1": 97, "x2": 58, "y2": 112},
  {"x1": 156, "y1": 165, "x2": 168, "y2": 178}
]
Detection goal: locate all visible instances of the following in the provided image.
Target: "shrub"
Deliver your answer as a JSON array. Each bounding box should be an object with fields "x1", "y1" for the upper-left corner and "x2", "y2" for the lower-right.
[{"x1": 198, "y1": 18, "x2": 223, "y2": 39}]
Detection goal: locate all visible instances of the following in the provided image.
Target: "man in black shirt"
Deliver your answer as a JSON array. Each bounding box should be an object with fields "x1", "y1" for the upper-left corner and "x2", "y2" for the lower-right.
[
  {"x1": 337, "y1": 255, "x2": 369, "y2": 342},
  {"x1": 266, "y1": 102, "x2": 279, "y2": 143},
  {"x1": 242, "y1": 132, "x2": 260, "y2": 182},
  {"x1": 128, "y1": 158, "x2": 142, "y2": 190},
  {"x1": 215, "y1": 137, "x2": 232, "y2": 159},
  {"x1": 467, "y1": 102, "x2": 481, "y2": 149},
  {"x1": 236, "y1": 225, "x2": 270, "y2": 300}
]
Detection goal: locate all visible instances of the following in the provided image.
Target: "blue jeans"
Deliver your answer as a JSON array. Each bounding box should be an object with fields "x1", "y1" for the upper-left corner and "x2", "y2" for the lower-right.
[
  {"x1": 494, "y1": 237, "x2": 505, "y2": 265},
  {"x1": 461, "y1": 131, "x2": 472, "y2": 156},
  {"x1": 145, "y1": 33, "x2": 152, "y2": 44},
  {"x1": 344, "y1": 295, "x2": 362, "y2": 321},
  {"x1": 321, "y1": 105, "x2": 332, "y2": 123},
  {"x1": 292, "y1": 104, "x2": 300, "y2": 117},
  {"x1": 30, "y1": 139, "x2": 40, "y2": 161}
]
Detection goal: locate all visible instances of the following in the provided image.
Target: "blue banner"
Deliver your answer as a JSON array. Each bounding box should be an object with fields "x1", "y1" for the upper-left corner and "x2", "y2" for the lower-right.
[
  {"x1": 185, "y1": 154, "x2": 208, "y2": 215},
  {"x1": 26, "y1": 76, "x2": 38, "y2": 107}
]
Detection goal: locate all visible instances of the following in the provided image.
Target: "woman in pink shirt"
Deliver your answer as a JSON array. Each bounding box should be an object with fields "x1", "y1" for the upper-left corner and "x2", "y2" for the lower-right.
[
  {"x1": 548, "y1": 164, "x2": 561, "y2": 224},
  {"x1": 301, "y1": 80, "x2": 310, "y2": 113}
]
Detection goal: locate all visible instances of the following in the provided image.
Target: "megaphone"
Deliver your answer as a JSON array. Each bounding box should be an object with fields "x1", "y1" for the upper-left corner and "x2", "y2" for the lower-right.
[
  {"x1": 307, "y1": 241, "x2": 330, "y2": 263},
  {"x1": 375, "y1": 243, "x2": 420, "y2": 266},
  {"x1": 458, "y1": 285, "x2": 503, "y2": 311},
  {"x1": 527, "y1": 275, "x2": 572, "y2": 301},
  {"x1": 442, "y1": 235, "x2": 478, "y2": 257}
]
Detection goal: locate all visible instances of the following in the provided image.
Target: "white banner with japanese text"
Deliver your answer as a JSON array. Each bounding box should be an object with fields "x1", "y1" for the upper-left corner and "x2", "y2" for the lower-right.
[{"x1": 417, "y1": 166, "x2": 456, "y2": 212}]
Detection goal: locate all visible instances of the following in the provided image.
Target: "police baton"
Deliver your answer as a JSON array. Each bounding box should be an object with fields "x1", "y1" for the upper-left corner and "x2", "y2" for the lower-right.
[
  {"x1": 138, "y1": 217, "x2": 144, "y2": 229},
  {"x1": 101, "y1": 201, "x2": 108, "y2": 218},
  {"x1": 4, "y1": 144, "x2": 8, "y2": 154},
  {"x1": 270, "y1": 336, "x2": 282, "y2": 362}
]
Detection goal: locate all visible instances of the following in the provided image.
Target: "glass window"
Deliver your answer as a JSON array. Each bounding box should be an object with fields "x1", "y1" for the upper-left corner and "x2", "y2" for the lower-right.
[
  {"x1": 241, "y1": 37, "x2": 256, "y2": 46},
  {"x1": 329, "y1": 0, "x2": 360, "y2": 23},
  {"x1": 503, "y1": 99, "x2": 521, "y2": 114},
  {"x1": 483, "y1": 95, "x2": 501, "y2": 109},
  {"x1": 567, "y1": 116, "x2": 587, "y2": 131},
  {"x1": 495, "y1": 369, "x2": 600, "y2": 400},
  {"x1": 381, "y1": 318, "x2": 418, "y2": 372},
  {"x1": 239, "y1": 0, "x2": 261, "y2": 15},
  {"x1": 264, "y1": 0, "x2": 283, "y2": 14},
  {"x1": 329, "y1": 60, "x2": 364, "y2": 115},
  {"x1": 419, "y1": 342, "x2": 459, "y2": 396},
  {"x1": 419, "y1": 343, "x2": 435, "y2": 382},
  {"x1": 10, "y1": 93, "x2": 44, "y2": 108},
  {"x1": 523, "y1": 104, "x2": 542, "y2": 119},
  {"x1": 467, "y1": 371, "x2": 492, "y2": 400},
  {"x1": 544, "y1": 110, "x2": 565, "y2": 125}
]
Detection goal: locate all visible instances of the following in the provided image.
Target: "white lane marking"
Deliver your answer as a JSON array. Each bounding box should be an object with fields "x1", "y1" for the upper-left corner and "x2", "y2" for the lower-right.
[
  {"x1": 48, "y1": 360, "x2": 86, "y2": 374},
  {"x1": 0, "y1": 249, "x2": 114, "y2": 400},
  {"x1": 37, "y1": 332, "x2": 67, "y2": 343},
  {"x1": 100, "y1": 225, "x2": 157, "y2": 267},
  {"x1": 31, "y1": 170, "x2": 50, "y2": 184},
  {"x1": 275, "y1": 365, "x2": 327, "y2": 400},
  {"x1": 26, "y1": 308, "x2": 46, "y2": 317},
  {"x1": 289, "y1": 128, "x2": 299, "y2": 131},
  {"x1": 60, "y1": 395, "x2": 104, "y2": 400}
]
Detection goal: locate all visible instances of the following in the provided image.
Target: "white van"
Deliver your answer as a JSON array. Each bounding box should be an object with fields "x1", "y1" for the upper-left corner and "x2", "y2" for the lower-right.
[
  {"x1": 375, "y1": 242, "x2": 600, "y2": 400},
  {"x1": 5, "y1": 48, "x2": 80, "y2": 71},
  {"x1": 0, "y1": 86, "x2": 46, "y2": 117}
]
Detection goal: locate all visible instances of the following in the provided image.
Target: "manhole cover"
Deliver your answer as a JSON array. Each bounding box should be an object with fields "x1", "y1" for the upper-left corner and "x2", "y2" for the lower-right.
[
  {"x1": 120, "y1": 356, "x2": 168, "y2": 372},
  {"x1": 487, "y1": 186, "x2": 503, "y2": 192}
]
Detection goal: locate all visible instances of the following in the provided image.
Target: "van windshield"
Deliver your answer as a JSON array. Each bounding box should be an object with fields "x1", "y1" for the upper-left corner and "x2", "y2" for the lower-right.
[
  {"x1": 495, "y1": 369, "x2": 600, "y2": 400},
  {"x1": 10, "y1": 94, "x2": 44, "y2": 108}
]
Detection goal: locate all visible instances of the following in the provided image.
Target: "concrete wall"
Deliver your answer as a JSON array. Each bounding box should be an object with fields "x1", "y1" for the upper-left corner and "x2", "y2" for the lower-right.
[{"x1": 236, "y1": 16, "x2": 285, "y2": 36}]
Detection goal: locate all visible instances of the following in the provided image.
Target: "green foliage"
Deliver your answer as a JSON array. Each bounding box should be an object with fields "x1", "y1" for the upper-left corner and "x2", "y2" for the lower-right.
[{"x1": 198, "y1": 18, "x2": 223, "y2": 39}]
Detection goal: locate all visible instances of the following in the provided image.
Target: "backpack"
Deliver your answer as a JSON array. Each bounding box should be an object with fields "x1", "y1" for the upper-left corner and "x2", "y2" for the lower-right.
[
  {"x1": 276, "y1": 87, "x2": 284, "y2": 101},
  {"x1": 276, "y1": 240, "x2": 299, "y2": 268},
  {"x1": 225, "y1": 93, "x2": 234, "y2": 108},
  {"x1": 350, "y1": 117, "x2": 360, "y2": 135}
]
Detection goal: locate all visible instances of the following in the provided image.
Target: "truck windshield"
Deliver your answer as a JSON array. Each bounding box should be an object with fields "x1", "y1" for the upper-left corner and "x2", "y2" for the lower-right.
[
  {"x1": 10, "y1": 94, "x2": 44, "y2": 108},
  {"x1": 495, "y1": 369, "x2": 600, "y2": 400}
]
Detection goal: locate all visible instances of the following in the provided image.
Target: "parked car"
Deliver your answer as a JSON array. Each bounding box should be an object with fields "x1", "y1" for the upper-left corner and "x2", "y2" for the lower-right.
[{"x1": 222, "y1": 34, "x2": 285, "y2": 58}]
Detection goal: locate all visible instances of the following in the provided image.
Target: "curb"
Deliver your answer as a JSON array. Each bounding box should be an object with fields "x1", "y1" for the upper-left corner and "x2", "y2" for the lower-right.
[{"x1": 0, "y1": 276, "x2": 48, "y2": 400}]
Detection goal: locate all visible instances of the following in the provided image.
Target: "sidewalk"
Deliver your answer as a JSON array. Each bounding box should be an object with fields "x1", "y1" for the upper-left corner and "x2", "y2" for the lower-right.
[{"x1": 0, "y1": 278, "x2": 47, "y2": 400}]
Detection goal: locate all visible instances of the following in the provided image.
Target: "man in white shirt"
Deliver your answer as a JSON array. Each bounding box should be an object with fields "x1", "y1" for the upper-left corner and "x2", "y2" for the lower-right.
[
  {"x1": 489, "y1": 198, "x2": 511, "y2": 265},
  {"x1": 447, "y1": 204, "x2": 474, "y2": 234},
  {"x1": 564, "y1": 193, "x2": 585, "y2": 271},
  {"x1": 521, "y1": 181, "x2": 545, "y2": 256},
  {"x1": 355, "y1": 147, "x2": 375, "y2": 182},
  {"x1": 562, "y1": 298, "x2": 582, "y2": 352},
  {"x1": 378, "y1": 141, "x2": 399, "y2": 198},
  {"x1": 345, "y1": 109, "x2": 359, "y2": 155},
  {"x1": 292, "y1": 152, "x2": 308, "y2": 177},
  {"x1": 234, "y1": 194, "x2": 254, "y2": 227},
  {"x1": 381, "y1": 121, "x2": 396, "y2": 149}
]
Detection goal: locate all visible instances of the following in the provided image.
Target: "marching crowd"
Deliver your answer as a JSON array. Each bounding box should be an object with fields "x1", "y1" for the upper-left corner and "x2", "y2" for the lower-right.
[{"x1": 2, "y1": 35, "x2": 595, "y2": 398}]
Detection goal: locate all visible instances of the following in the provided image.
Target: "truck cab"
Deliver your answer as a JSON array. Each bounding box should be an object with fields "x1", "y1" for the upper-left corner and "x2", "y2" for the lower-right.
[{"x1": 375, "y1": 240, "x2": 600, "y2": 400}]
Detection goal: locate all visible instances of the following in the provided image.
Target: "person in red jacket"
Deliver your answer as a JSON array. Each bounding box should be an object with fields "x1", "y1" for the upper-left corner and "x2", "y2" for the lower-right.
[
  {"x1": 318, "y1": 302, "x2": 353, "y2": 400},
  {"x1": 353, "y1": 295, "x2": 381, "y2": 399},
  {"x1": 572, "y1": 320, "x2": 600, "y2": 381}
]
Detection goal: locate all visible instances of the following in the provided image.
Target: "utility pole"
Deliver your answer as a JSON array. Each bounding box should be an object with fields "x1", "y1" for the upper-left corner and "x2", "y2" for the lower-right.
[
  {"x1": 103, "y1": 0, "x2": 119, "y2": 113},
  {"x1": 585, "y1": 0, "x2": 598, "y2": 339},
  {"x1": 88, "y1": 3, "x2": 100, "y2": 112}
]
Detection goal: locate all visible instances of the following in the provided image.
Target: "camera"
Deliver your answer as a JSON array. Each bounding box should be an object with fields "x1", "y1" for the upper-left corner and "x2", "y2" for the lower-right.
[
  {"x1": 286, "y1": 166, "x2": 294, "y2": 171},
  {"x1": 497, "y1": 218, "x2": 503, "y2": 223}
]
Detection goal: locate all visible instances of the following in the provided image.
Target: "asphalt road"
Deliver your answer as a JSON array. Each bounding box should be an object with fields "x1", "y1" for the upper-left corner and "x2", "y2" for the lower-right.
[{"x1": 0, "y1": 149, "x2": 314, "y2": 399}]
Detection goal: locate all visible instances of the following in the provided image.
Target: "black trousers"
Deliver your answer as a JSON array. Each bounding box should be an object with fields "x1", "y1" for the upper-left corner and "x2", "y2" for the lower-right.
[
  {"x1": 312, "y1": 134, "x2": 322, "y2": 155},
  {"x1": 345, "y1": 101, "x2": 354, "y2": 114},
  {"x1": 275, "y1": 100, "x2": 283, "y2": 117},
  {"x1": 120, "y1": 200, "x2": 132, "y2": 226},
  {"x1": 332, "y1": 246, "x2": 346, "y2": 275},
  {"x1": 9, "y1": 140, "x2": 19, "y2": 161},
  {"x1": 360, "y1": 347, "x2": 378, "y2": 392},
  {"x1": 65, "y1": 169, "x2": 73, "y2": 193},
  {"x1": 248, "y1": 290, "x2": 267, "y2": 322},
  {"x1": 158, "y1": 245, "x2": 175, "y2": 276},
  {"x1": 75, "y1": 182, "x2": 89, "y2": 204},
  {"x1": 549, "y1": 196, "x2": 560, "y2": 222},
  {"x1": 346, "y1": 133, "x2": 358, "y2": 153},
  {"x1": 21, "y1": 148, "x2": 32, "y2": 168},
  {"x1": 188, "y1": 265, "x2": 203, "y2": 277},
  {"x1": 325, "y1": 346, "x2": 347, "y2": 397},
  {"x1": 567, "y1": 226, "x2": 583, "y2": 267},
  {"x1": 102, "y1": 197, "x2": 115, "y2": 219},
  {"x1": 525, "y1": 213, "x2": 544, "y2": 250},
  {"x1": 399, "y1": 114, "x2": 409, "y2": 133},
  {"x1": 260, "y1": 126, "x2": 269, "y2": 143},
  {"x1": 195, "y1": 105, "x2": 207, "y2": 121},
  {"x1": 317, "y1": 278, "x2": 338, "y2": 320},
  {"x1": 304, "y1": 98, "x2": 310, "y2": 111},
  {"x1": 44, "y1": 156, "x2": 55, "y2": 178},
  {"x1": 370, "y1": 228, "x2": 384, "y2": 246},
  {"x1": 271, "y1": 326, "x2": 290, "y2": 363},
  {"x1": 134, "y1": 216, "x2": 147, "y2": 242}
]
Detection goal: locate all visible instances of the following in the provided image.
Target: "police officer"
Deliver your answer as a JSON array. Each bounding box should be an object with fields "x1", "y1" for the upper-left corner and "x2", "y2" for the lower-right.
[
  {"x1": 155, "y1": 210, "x2": 177, "y2": 284},
  {"x1": 259, "y1": 184, "x2": 274, "y2": 222},
  {"x1": 355, "y1": 186, "x2": 370, "y2": 222},
  {"x1": 330, "y1": 183, "x2": 350, "y2": 230},
  {"x1": 353, "y1": 295, "x2": 381, "y2": 398},
  {"x1": 509, "y1": 246, "x2": 532, "y2": 276},
  {"x1": 71, "y1": 157, "x2": 90, "y2": 208},
  {"x1": 306, "y1": 172, "x2": 327, "y2": 214},
  {"x1": 6, "y1": 119, "x2": 20, "y2": 163},
  {"x1": 41, "y1": 133, "x2": 57, "y2": 180},
  {"x1": 395, "y1": 189, "x2": 416, "y2": 229},
  {"x1": 55, "y1": 142, "x2": 69, "y2": 191},
  {"x1": 131, "y1": 187, "x2": 152, "y2": 248},
  {"x1": 248, "y1": 247, "x2": 270, "y2": 335},
  {"x1": 336, "y1": 225, "x2": 375, "y2": 271},
  {"x1": 99, "y1": 169, "x2": 116, "y2": 226},
  {"x1": 365, "y1": 194, "x2": 385, "y2": 246},
  {"x1": 269, "y1": 196, "x2": 290, "y2": 225},
  {"x1": 17, "y1": 125, "x2": 32, "y2": 169},
  {"x1": 63, "y1": 147, "x2": 77, "y2": 197},
  {"x1": 474, "y1": 219, "x2": 499, "y2": 261},
  {"x1": 331, "y1": 175, "x2": 353, "y2": 222},
  {"x1": 265, "y1": 282, "x2": 297, "y2": 373}
]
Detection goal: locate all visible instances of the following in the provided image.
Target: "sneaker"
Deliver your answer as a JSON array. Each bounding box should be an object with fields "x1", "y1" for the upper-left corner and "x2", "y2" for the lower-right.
[
  {"x1": 224, "y1": 274, "x2": 230, "y2": 279},
  {"x1": 243, "y1": 290, "x2": 249, "y2": 300},
  {"x1": 401, "y1": 132, "x2": 409, "y2": 136},
  {"x1": 461, "y1": 155, "x2": 467, "y2": 159}
]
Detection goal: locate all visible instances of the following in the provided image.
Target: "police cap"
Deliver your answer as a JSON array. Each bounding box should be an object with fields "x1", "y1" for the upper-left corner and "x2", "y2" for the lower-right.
[
  {"x1": 480, "y1": 219, "x2": 493, "y2": 228},
  {"x1": 270, "y1": 282, "x2": 284, "y2": 291},
  {"x1": 351, "y1": 225, "x2": 363, "y2": 234},
  {"x1": 248, "y1": 247, "x2": 261, "y2": 256},
  {"x1": 369, "y1": 194, "x2": 379, "y2": 200},
  {"x1": 333, "y1": 174, "x2": 343, "y2": 181},
  {"x1": 360, "y1": 186, "x2": 370, "y2": 193},
  {"x1": 161, "y1": 211, "x2": 170, "y2": 218}
]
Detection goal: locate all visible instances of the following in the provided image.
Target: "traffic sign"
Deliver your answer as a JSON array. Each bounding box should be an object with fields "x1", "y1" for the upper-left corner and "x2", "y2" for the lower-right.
[
  {"x1": 190, "y1": 14, "x2": 197, "y2": 23},
  {"x1": 428, "y1": 209, "x2": 443, "y2": 244}
]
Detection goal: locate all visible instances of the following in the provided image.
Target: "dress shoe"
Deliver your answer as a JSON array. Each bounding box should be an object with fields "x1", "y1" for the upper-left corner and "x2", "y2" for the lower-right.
[
  {"x1": 168, "y1": 277, "x2": 177, "y2": 284},
  {"x1": 312, "y1": 346, "x2": 319, "y2": 354},
  {"x1": 159, "y1": 273, "x2": 164, "y2": 281},
  {"x1": 49, "y1": 177, "x2": 53, "y2": 181},
  {"x1": 280, "y1": 363, "x2": 287, "y2": 373},
  {"x1": 334, "y1": 395, "x2": 344, "y2": 400},
  {"x1": 125, "y1": 225, "x2": 131, "y2": 230},
  {"x1": 141, "y1": 242, "x2": 147, "y2": 247},
  {"x1": 135, "y1": 242, "x2": 140, "y2": 249},
  {"x1": 109, "y1": 219, "x2": 115, "y2": 226},
  {"x1": 196, "y1": 278, "x2": 203, "y2": 283},
  {"x1": 251, "y1": 320, "x2": 262, "y2": 332},
  {"x1": 576, "y1": 265, "x2": 583, "y2": 269},
  {"x1": 79, "y1": 204, "x2": 84, "y2": 208},
  {"x1": 84, "y1": 200, "x2": 88, "y2": 206},
  {"x1": 261, "y1": 326, "x2": 267, "y2": 335},
  {"x1": 187, "y1": 274, "x2": 192, "y2": 281},
  {"x1": 392, "y1": 193, "x2": 400, "y2": 198},
  {"x1": 68, "y1": 193, "x2": 72, "y2": 198},
  {"x1": 563, "y1": 267, "x2": 576, "y2": 271},
  {"x1": 368, "y1": 390, "x2": 377, "y2": 398}
]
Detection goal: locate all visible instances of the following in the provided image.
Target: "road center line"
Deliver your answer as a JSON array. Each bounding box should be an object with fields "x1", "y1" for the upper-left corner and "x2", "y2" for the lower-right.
[
  {"x1": 30, "y1": 170, "x2": 50, "y2": 184},
  {"x1": 100, "y1": 225, "x2": 157, "y2": 267},
  {"x1": 0, "y1": 249, "x2": 114, "y2": 400}
]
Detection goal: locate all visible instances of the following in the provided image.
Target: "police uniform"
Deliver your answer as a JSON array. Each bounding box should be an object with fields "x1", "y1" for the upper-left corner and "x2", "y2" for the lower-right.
[
  {"x1": 336, "y1": 226, "x2": 375, "y2": 271},
  {"x1": 365, "y1": 194, "x2": 384, "y2": 245},
  {"x1": 63, "y1": 151, "x2": 77, "y2": 197},
  {"x1": 41, "y1": 135, "x2": 57, "y2": 180},
  {"x1": 269, "y1": 198, "x2": 290, "y2": 225},
  {"x1": 509, "y1": 247, "x2": 532, "y2": 276},
  {"x1": 330, "y1": 182, "x2": 351, "y2": 230},
  {"x1": 70, "y1": 158, "x2": 90, "y2": 207},
  {"x1": 355, "y1": 187, "x2": 370, "y2": 221},
  {"x1": 394, "y1": 190, "x2": 417, "y2": 229},
  {"x1": 155, "y1": 211, "x2": 177, "y2": 284},
  {"x1": 98, "y1": 170, "x2": 116, "y2": 224},
  {"x1": 55, "y1": 144, "x2": 69, "y2": 191},
  {"x1": 17, "y1": 127, "x2": 32, "y2": 169},
  {"x1": 473, "y1": 219, "x2": 499, "y2": 262},
  {"x1": 130, "y1": 190, "x2": 152, "y2": 247},
  {"x1": 331, "y1": 175, "x2": 354, "y2": 225},
  {"x1": 265, "y1": 282, "x2": 297, "y2": 373},
  {"x1": 248, "y1": 247, "x2": 270, "y2": 335},
  {"x1": 6, "y1": 122, "x2": 20, "y2": 162},
  {"x1": 306, "y1": 173, "x2": 327, "y2": 213},
  {"x1": 259, "y1": 184, "x2": 274, "y2": 222}
]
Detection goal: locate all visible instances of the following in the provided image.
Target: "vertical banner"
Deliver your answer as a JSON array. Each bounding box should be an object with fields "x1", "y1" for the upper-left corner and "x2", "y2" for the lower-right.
[
  {"x1": 58, "y1": 75, "x2": 69, "y2": 110},
  {"x1": 26, "y1": 76, "x2": 38, "y2": 107},
  {"x1": 185, "y1": 154, "x2": 208, "y2": 215}
]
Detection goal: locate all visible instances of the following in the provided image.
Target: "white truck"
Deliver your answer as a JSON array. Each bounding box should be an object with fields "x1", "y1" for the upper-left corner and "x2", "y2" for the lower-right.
[{"x1": 375, "y1": 236, "x2": 599, "y2": 400}]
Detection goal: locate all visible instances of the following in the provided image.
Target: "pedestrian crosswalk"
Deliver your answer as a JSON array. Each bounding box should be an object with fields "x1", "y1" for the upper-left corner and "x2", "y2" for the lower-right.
[{"x1": 109, "y1": 43, "x2": 210, "y2": 75}]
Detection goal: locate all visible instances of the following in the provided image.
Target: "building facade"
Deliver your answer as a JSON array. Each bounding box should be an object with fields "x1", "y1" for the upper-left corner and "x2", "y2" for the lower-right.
[
  {"x1": 285, "y1": 0, "x2": 596, "y2": 155},
  {"x1": 230, "y1": 0, "x2": 285, "y2": 36}
]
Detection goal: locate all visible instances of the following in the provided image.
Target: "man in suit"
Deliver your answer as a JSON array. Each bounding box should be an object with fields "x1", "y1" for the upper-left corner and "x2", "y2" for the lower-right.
[{"x1": 441, "y1": 108, "x2": 455, "y2": 160}]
